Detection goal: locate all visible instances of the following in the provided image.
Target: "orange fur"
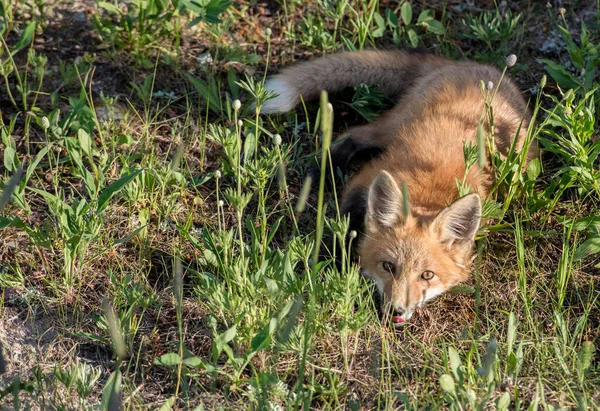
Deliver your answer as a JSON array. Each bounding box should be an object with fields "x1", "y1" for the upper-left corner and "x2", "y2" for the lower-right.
[{"x1": 263, "y1": 51, "x2": 538, "y2": 324}]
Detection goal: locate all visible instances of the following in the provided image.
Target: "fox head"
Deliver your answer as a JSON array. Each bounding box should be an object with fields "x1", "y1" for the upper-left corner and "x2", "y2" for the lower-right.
[{"x1": 359, "y1": 171, "x2": 481, "y2": 326}]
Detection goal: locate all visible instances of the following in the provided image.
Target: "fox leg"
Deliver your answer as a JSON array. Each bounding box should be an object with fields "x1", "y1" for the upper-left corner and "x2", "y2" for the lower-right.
[{"x1": 312, "y1": 122, "x2": 390, "y2": 180}]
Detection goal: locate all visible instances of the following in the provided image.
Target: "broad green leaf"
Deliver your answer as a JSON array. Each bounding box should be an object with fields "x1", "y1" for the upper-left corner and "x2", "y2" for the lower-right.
[
  {"x1": 186, "y1": 74, "x2": 222, "y2": 114},
  {"x1": 525, "y1": 158, "x2": 541, "y2": 181},
  {"x1": 182, "y1": 356, "x2": 203, "y2": 368},
  {"x1": 0, "y1": 167, "x2": 23, "y2": 210},
  {"x1": 158, "y1": 397, "x2": 176, "y2": 411},
  {"x1": 101, "y1": 369, "x2": 122, "y2": 411},
  {"x1": 573, "y1": 235, "x2": 600, "y2": 260},
  {"x1": 3, "y1": 146, "x2": 17, "y2": 172},
  {"x1": 227, "y1": 67, "x2": 239, "y2": 100},
  {"x1": 479, "y1": 338, "x2": 498, "y2": 379},
  {"x1": 439, "y1": 374, "x2": 455, "y2": 395},
  {"x1": 12, "y1": 22, "x2": 36, "y2": 54},
  {"x1": 29, "y1": 187, "x2": 72, "y2": 212},
  {"x1": 401, "y1": 2, "x2": 412, "y2": 25},
  {"x1": 448, "y1": 346, "x2": 462, "y2": 381},
  {"x1": 78, "y1": 129, "x2": 93, "y2": 157},
  {"x1": 373, "y1": 13, "x2": 385, "y2": 38},
  {"x1": 507, "y1": 352, "x2": 517, "y2": 375},
  {"x1": 214, "y1": 324, "x2": 237, "y2": 355},
  {"x1": 251, "y1": 318, "x2": 277, "y2": 352},
  {"x1": 24, "y1": 145, "x2": 51, "y2": 186},
  {"x1": 0, "y1": 216, "x2": 28, "y2": 230},
  {"x1": 497, "y1": 392, "x2": 511, "y2": 411},
  {"x1": 563, "y1": 216, "x2": 600, "y2": 232},
  {"x1": 204, "y1": 0, "x2": 232, "y2": 24},
  {"x1": 385, "y1": 9, "x2": 398, "y2": 28},
  {"x1": 243, "y1": 132, "x2": 257, "y2": 164},
  {"x1": 97, "y1": 2, "x2": 123, "y2": 15},
  {"x1": 277, "y1": 294, "x2": 303, "y2": 345},
  {"x1": 417, "y1": 9, "x2": 434, "y2": 23},
  {"x1": 539, "y1": 59, "x2": 580, "y2": 90},
  {"x1": 97, "y1": 169, "x2": 142, "y2": 213},
  {"x1": 154, "y1": 353, "x2": 181, "y2": 367},
  {"x1": 422, "y1": 19, "x2": 445, "y2": 35},
  {"x1": 407, "y1": 28, "x2": 419, "y2": 48}
]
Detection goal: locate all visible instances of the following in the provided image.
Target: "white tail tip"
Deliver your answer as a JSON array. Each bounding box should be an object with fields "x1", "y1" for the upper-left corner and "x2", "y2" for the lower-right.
[{"x1": 260, "y1": 77, "x2": 298, "y2": 114}]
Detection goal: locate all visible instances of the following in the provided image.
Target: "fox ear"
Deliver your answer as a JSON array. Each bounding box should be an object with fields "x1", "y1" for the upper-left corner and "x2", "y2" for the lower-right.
[
  {"x1": 366, "y1": 171, "x2": 405, "y2": 229},
  {"x1": 432, "y1": 193, "x2": 481, "y2": 244}
]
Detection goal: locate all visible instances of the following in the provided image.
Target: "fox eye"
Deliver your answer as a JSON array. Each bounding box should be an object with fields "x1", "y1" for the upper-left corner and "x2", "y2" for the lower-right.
[
  {"x1": 382, "y1": 261, "x2": 396, "y2": 274},
  {"x1": 421, "y1": 270, "x2": 435, "y2": 280}
]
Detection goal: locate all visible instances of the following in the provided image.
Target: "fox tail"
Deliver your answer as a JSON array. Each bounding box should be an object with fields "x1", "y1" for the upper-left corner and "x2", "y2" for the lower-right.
[{"x1": 261, "y1": 50, "x2": 449, "y2": 114}]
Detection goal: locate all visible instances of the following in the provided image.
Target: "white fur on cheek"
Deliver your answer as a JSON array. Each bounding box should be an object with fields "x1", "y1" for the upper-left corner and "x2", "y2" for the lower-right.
[
  {"x1": 422, "y1": 287, "x2": 445, "y2": 304},
  {"x1": 260, "y1": 77, "x2": 298, "y2": 113}
]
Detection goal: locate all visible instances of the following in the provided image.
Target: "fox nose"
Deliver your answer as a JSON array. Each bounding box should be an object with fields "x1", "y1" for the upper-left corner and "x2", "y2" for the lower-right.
[{"x1": 391, "y1": 308, "x2": 406, "y2": 324}]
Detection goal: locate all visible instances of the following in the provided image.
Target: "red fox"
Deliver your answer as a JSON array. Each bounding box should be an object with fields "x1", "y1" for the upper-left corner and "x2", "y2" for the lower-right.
[{"x1": 261, "y1": 51, "x2": 538, "y2": 325}]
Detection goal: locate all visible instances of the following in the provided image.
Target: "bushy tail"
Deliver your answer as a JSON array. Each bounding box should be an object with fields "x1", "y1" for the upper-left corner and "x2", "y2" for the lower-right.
[{"x1": 261, "y1": 50, "x2": 450, "y2": 114}]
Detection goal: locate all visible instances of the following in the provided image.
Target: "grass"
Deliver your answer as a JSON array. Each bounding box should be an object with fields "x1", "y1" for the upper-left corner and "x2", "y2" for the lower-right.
[{"x1": 0, "y1": 0, "x2": 599, "y2": 409}]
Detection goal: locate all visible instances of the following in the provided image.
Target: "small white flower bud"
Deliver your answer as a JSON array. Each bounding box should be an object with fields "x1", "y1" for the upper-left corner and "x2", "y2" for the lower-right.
[
  {"x1": 506, "y1": 54, "x2": 517, "y2": 68},
  {"x1": 273, "y1": 134, "x2": 282, "y2": 146},
  {"x1": 232, "y1": 99, "x2": 241, "y2": 111},
  {"x1": 486, "y1": 81, "x2": 494, "y2": 91},
  {"x1": 265, "y1": 28, "x2": 272, "y2": 37},
  {"x1": 237, "y1": 120, "x2": 243, "y2": 127},
  {"x1": 349, "y1": 230, "x2": 357, "y2": 239},
  {"x1": 559, "y1": 7, "x2": 566, "y2": 15},
  {"x1": 219, "y1": 200, "x2": 224, "y2": 207},
  {"x1": 215, "y1": 170, "x2": 221, "y2": 179},
  {"x1": 41, "y1": 116, "x2": 50, "y2": 130}
]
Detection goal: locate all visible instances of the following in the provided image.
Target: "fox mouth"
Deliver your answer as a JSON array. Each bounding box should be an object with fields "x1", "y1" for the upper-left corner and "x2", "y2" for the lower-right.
[
  {"x1": 382, "y1": 303, "x2": 412, "y2": 327},
  {"x1": 391, "y1": 314, "x2": 406, "y2": 325}
]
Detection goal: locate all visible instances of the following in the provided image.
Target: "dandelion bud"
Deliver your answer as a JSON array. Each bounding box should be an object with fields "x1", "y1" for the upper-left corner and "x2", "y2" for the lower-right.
[
  {"x1": 273, "y1": 134, "x2": 282, "y2": 146},
  {"x1": 540, "y1": 75, "x2": 547, "y2": 89},
  {"x1": 215, "y1": 170, "x2": 221, "y2": 179},
  {"x1": 486, "y1": 81, "x2": 494, "y2": 91},
  {"x1": 349, "y1": 230, "x2": 357, "y2": 239},
  {"x1": 505, "y1": 54, "x2": 517, "y2": 68},
  {"x1": 41, "y1": 116, "x2": 50, "y2": 130},
  {"x1": 232, "y1": 99, "x2": 241, "y2": 111},
  {"x1": 265, "y1": 28, "x2": 272, "y2": 37}
]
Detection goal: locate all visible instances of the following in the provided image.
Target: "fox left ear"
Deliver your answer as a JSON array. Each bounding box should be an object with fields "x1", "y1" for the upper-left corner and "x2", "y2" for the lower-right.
[
  {"x1": 366, "y1": 171, "x2": 406, "y2": 229},
  {"x1": 432, "y1": 193, "x2": 481, "y2": 244}
]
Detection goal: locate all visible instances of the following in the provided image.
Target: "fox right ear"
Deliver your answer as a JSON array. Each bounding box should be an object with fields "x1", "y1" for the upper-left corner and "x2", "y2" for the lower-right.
[
  {"x1": 431, "y1": 193, "x2": 481, "y2": 245},
  {"x1": 366, "y1": 171, "x2": 405, "y2": 229}
]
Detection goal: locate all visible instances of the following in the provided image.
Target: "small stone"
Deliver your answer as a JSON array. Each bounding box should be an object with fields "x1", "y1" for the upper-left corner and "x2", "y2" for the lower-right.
[{"x1": 73, "y1": 11, "x2": 87, "y2": 22}]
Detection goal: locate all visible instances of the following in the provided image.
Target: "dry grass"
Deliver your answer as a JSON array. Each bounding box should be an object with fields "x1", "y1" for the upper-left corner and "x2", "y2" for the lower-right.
[{"x1": 1, "y1": 0, "x2": 599, "y2": 409}]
